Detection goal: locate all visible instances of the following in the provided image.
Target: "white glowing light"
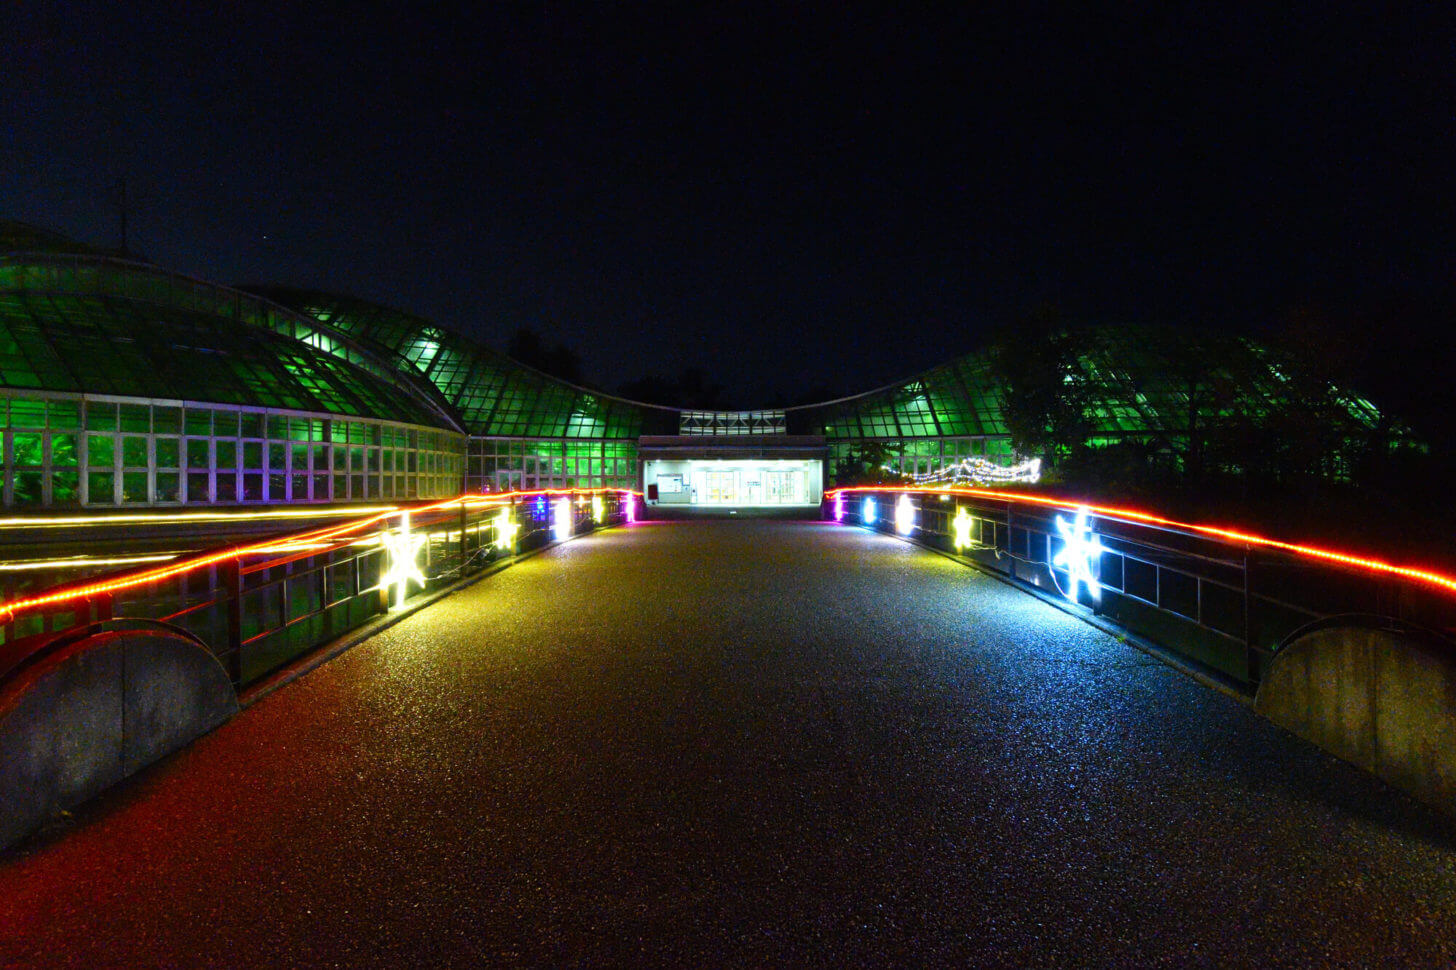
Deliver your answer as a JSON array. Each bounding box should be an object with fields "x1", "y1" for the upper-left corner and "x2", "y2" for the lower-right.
[
  {"x1": 381, "y1": 511, "x2": 427, "y2": 609},
  {"x1": 900, "y1": 456, "x2": 1043, "y2": 488},
  {"x1": 1052, "y1": 506, "x2": 1103, "y2": 602},
  {"x1": 863, "y1": 497, "x2": 877, "y2": 525},
  {"x1": 952, "y1": 507, "x2": 973, "y2": 551},
  {"x1": 895, "y1": 493, "x2": 916, "y2": 535},
  {"x1": 553, "y1": 497, "x2": 574, "y2": 541},
  {"x1": 591, "y1": 495, "x2": 605, "y2": 523},
  {"x1": 623, "y1": 493, "x2": 635, "y2": 524},
  {"x1": 494, "y1": 508, "x2": 518, "y2": 551}
]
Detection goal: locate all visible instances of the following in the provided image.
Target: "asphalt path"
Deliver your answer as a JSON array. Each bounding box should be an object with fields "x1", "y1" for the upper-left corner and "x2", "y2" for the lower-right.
[{"x1": 2, "y1": 520, "x2": 1454, "y2": 968}]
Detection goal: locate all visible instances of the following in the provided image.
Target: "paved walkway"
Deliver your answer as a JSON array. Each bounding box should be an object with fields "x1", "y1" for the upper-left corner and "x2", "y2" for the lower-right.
[{"x1": 3, "y1": 520, "x2": 1454, "y2": 967}]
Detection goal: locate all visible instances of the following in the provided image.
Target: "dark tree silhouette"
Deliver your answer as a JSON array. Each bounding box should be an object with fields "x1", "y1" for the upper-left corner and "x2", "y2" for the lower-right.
[
  {"x1": 507, "y1": 328, "x2": 585, "y2": 385},
  {"x1": 986, "y1": 307, "x2": 1094, "y2": 468},
  {"x1": 618, "y1": 368, "x2": 728, "y2": 410}
]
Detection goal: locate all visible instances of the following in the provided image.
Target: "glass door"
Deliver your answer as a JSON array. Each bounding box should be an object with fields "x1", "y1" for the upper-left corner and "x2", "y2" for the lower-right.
[{"x1": 705, "y1": 470, "x2": 736, "y2": 504}]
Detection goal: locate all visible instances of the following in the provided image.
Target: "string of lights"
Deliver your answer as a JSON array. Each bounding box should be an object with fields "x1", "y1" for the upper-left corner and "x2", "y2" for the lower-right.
[
  {"x1": 829, "y1": 485, "x2": 1456, "y2": 597},
  {"x1": 896, "y1": 457, "x2": 1044, "y2": 487},
  {"x1": 0, "y1": 487, "x2": 642, "y2": 623}
]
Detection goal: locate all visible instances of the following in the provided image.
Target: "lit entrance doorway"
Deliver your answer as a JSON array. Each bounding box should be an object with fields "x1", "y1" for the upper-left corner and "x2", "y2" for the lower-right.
[
  {"x1": 642, "y1": 459, "x2": 821, "y2": 510},
  {"x1": 637, "y1": 433, "x2": 827, "y2": 516}
]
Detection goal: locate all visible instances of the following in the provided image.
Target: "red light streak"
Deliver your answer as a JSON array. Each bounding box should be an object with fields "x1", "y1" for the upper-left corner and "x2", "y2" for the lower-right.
[
  {"x1": 827, "y1": 486, "x2": 1456, "y2": 596},
  {"x1": 0, "y1": 488, "x2": 642, "y2": 622}
]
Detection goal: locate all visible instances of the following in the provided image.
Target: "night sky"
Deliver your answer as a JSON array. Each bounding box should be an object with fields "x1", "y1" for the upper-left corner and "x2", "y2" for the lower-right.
[{"x1": 4, "y1": 4, "x2": 1452, "y2": 407}]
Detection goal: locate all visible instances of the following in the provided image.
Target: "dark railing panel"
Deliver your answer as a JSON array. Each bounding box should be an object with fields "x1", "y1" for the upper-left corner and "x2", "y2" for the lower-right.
[
  {"x1": 0, "y1": 489, "x2": 636, "y2": 691},
  {"x1": 832, "y1": 488, "x2": 1456, "y2": 691}
]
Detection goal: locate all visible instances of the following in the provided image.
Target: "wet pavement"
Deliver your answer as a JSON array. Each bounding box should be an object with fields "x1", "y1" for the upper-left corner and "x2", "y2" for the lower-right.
[{"x1": 2, "y1": 519, "x2": 1454, "y2": 968}]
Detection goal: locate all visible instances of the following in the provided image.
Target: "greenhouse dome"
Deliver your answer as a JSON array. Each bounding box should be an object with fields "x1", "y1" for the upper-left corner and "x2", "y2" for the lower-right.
[
  {"x1": 0, "y1": 220, "x2": 1408, "y2": 511},
  {"x1": 0, "y1": 226, "x2": 464, "y2": 508}
]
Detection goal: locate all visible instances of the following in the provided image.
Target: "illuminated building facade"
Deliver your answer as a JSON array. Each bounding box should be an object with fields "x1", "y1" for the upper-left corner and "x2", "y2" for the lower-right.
[{"x1": 0, "y1": 221, "x2": 1399, "y2": 513}]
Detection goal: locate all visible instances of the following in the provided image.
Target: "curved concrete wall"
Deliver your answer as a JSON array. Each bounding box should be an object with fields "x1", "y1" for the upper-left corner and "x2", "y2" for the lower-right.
[
  {"x1": 0, "y1": 629, "x2": 238, "y2": 848},
  {"x1": 1255, "y1": 626, "x2": 1456, "y2": 814}
]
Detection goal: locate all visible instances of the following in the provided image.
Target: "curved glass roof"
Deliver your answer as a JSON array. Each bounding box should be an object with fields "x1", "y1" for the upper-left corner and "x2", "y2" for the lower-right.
[
  {"x1": 250, "y1": 287, "x2": 678, "y2": 438},
  {"x1": 0, "y1": 256, "x2": 449, "y2": 426},
  {"x1": 790, "y1": 325, "x2": 1388, "y2": 444},
  {"x1": 0, "y1": 222, "x2": 1395, "y2": 454}
]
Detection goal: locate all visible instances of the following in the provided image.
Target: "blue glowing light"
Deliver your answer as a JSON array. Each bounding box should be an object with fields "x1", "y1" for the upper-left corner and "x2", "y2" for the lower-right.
[
  {"x1": 863, "y1": 497, "x2": 877, "y2": 525},
  {"x1": 1052, "y1": 506, "x2": 1104, "y2": 602}
]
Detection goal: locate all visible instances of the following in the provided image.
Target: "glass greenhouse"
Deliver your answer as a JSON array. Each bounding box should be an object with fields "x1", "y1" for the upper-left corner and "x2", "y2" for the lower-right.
[{"x1": 0, "y1": 220, "x2": 1400, "y2": 510}]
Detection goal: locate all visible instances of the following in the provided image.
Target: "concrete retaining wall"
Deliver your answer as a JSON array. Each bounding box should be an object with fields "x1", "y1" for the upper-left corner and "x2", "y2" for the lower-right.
[
  {"x1": 0, "y1": 629, "x2": 238, "y2": 849},
  {"x1": 1255, "y1": 625, "x2": 1456, "y2": 814}
]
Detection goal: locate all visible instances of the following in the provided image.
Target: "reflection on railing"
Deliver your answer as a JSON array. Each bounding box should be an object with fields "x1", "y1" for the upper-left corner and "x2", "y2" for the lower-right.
[
  {"x1": 0, "y1": 489, "x2": 637, "y2": 689},
  {"x1": 830, "y1": 486, "x2": 1456, "y2": 691}
]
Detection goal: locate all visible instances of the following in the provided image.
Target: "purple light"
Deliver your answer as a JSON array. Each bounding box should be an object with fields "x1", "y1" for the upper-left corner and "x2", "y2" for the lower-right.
[
  {"x1": 623, "y1": 492, "x2": 635, "y2": 524},
  {"x1": 833, "y1": 491, "x2": 845, "y2": 522}
]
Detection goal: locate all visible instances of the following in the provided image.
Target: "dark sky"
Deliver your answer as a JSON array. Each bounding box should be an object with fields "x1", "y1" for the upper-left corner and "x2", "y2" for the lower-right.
[{"x1": 3, "y1": 3, "x2": 1452, "y2": 406}]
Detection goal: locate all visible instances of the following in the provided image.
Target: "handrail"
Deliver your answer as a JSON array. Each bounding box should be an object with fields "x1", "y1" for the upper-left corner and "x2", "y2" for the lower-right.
[
  {"x1": 829, "y1": 486, "x2": 1456, "y2": 689},
  {"x1": 828, "y1": 486, "x2": 1456, "y2": 596},
  {"x1": 0, "y1": 487, "x2": 641, "y2": 688}
]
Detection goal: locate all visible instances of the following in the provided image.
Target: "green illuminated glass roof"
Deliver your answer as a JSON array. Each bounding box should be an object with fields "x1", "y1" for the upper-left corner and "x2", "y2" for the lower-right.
[
  {"x1": 250, "y1": 288, "x2": 678, "y2": 438},
  {"x1": 792, "y1": 325, "x2": 1388, "y2": 443},
  {"x1": 2, "y1": 225, "x2": 1393, "y2": 454},
  {"x1": 0, "y1": 258, "x2": 447, "y2": 425}
]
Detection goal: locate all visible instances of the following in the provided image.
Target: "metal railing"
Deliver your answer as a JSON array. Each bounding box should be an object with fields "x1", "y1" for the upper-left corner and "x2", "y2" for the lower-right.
[
  {"x1": 0, "y1": 489, "x2": 633, "y2": 690},
  {"x1": 832, "y1": 488, "x2": 1456, "y2": 692}
]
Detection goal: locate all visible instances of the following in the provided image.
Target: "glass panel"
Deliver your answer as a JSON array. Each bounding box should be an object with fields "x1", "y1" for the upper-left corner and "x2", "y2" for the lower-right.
[
  {"x1": 155, "y1": 437, "x2": 180, "y2": 468},
  {"x1": 52, "y1": 469, "x2": 79, "y2": 503},
  {"x1": 85, "y1": 399, "x2": 116, "y2": 431},
  {"x1": 87, "y1": 435, "x2": 115, "y2": 468},
  {"x1": 121, "y1": 472, "x2": 148, "y2": 503},
  {"x1": 122, "y1": 436, "x2": 148, "y2": 467},
  {"x1": 10, "y1": 471, "x2": 42, "y2": 504},
  {"x1": 12, "y1": 432, "x2": 43, "y2": 466},
  {"x1": 9, "y1": 399, "x2": 46, "y2": 429},
  {"x1": 153, "y1": 407, "x2": 181, "y2": 434},
  {"x1": 187, "y1": 438, "x2": 210, "y2": 468},
  {"x1": 49, "y1": 400, "x2": 80, "y2": 430},
  {"x1": 119, "y1": 404, "x2": 150, "y2": 433},
  {"x1": 184, "y1": 409, "x2": 212, "y2": 436},
  {"x1": 50, "y1": 433, "x2": 79, "y2": 467}
]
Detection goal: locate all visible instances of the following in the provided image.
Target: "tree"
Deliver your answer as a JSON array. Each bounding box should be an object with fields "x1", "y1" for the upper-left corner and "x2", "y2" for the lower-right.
[
  {"x1": 617, "y1": 368, "x2": 728, "y2": 410},
  {"x1": 832, "y1": 441, "x2": 906, "y2": 486},
  {"x1": 986, "y1": 309, "x2": 1094, "y2": 469},
  {"x1": 507, "y1": 328, "x2": 584, "y2": 385}
]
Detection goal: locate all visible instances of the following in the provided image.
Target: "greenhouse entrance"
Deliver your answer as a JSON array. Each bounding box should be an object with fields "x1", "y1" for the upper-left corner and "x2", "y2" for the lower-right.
[
  {"x1": 637, "y1": 434, "x2": 826, "y2": 514},
  {"x1": 645, "y1": 459, "x2": 818, "y2": 508}
]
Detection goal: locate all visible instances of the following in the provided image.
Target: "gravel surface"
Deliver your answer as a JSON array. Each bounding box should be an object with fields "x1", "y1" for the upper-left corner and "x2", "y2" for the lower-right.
[{"x1": 2, "y1": 519, "x2": 1454, "y2": 968}]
